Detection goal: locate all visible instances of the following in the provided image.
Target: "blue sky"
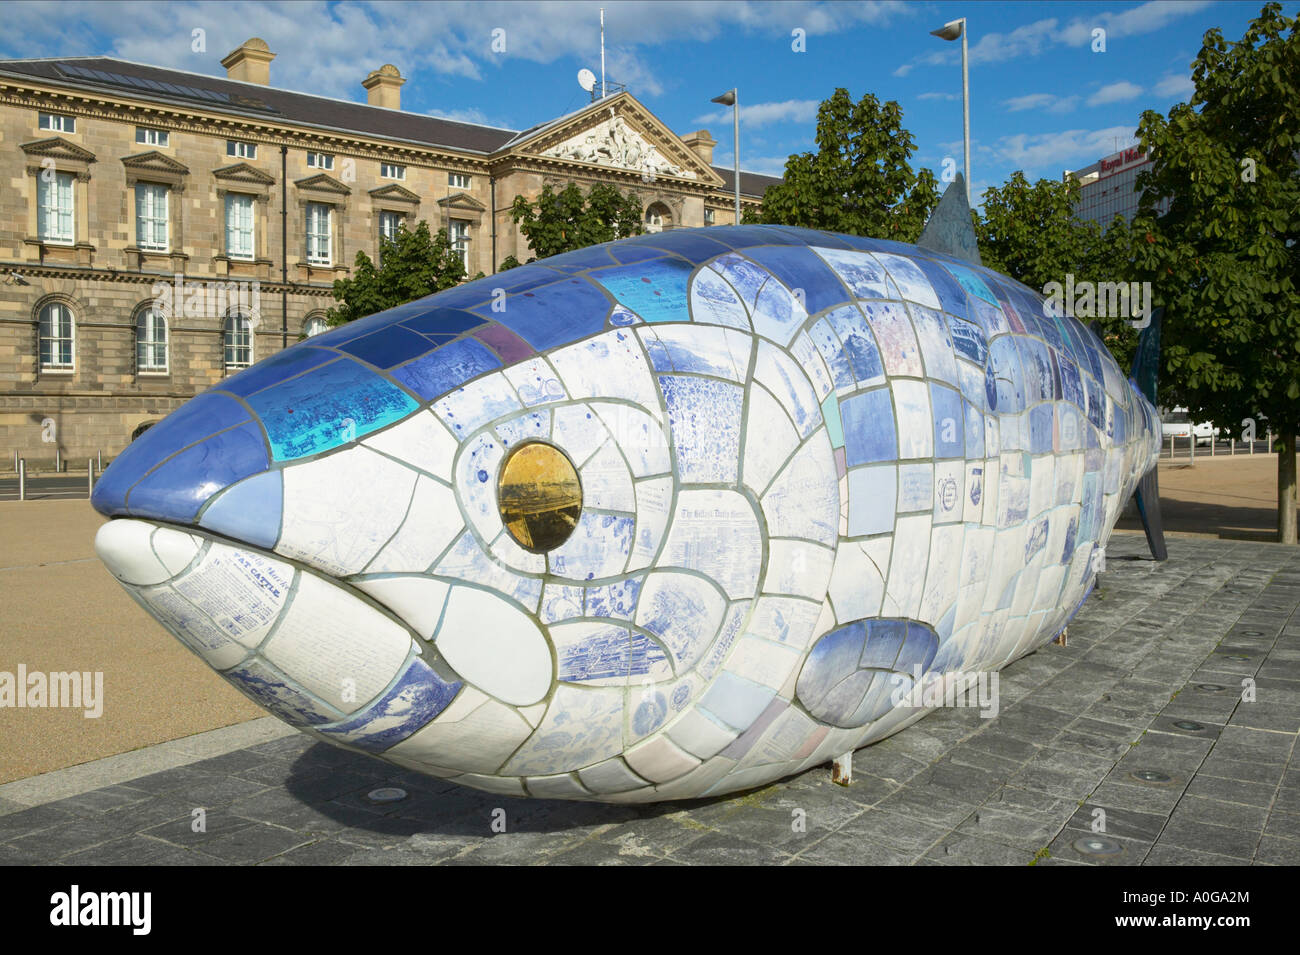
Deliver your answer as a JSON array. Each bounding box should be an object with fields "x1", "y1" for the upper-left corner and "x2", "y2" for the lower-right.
[{"x1": 3, "y1": 1, "x2": 1289, "y2": 205}]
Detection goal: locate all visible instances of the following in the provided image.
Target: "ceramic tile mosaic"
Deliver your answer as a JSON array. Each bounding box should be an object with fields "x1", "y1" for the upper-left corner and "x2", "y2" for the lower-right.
[{"x1": 92, "y1": 224, "x2": 1161, "y2": 802}]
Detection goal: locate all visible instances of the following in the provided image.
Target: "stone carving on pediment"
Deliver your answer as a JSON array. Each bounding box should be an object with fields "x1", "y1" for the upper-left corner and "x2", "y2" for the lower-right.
[{"x1": 543, "y1": 113, "x2": 695, "y2": 180}]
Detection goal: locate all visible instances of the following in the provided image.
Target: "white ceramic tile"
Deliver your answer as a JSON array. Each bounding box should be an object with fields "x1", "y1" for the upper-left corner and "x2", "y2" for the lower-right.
[
  {"x1": 353, "y1": 576, "x2": 449, "y2": 640},
  {"x1": 624, "y1": 733, "x2": 701, "y2": 783},
  {"x1": 742, "y1": 384, "x2": 801, "y2": 496},
  {"x1": 362, "y1": 409, "x2": 458, "y2": 480},
  {"x1": 435, "y1": 586, "x2": 553, "y2": 705},
  {"x1": 363, "y1": 475, "x2": 463, "y2": 574},
  {"x1": 661, "y1": 489, "x2": 762, "y2": 600}
]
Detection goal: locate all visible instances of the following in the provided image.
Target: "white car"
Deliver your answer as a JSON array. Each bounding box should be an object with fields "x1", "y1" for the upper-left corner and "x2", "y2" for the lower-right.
[{"x1": 1160, "y1": 407, "x2": 1218, "y2": 446}]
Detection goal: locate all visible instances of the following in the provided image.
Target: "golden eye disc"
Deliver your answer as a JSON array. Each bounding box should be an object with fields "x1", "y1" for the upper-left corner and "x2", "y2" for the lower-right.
[{"x1": 497, "y1": 441, "x2": 583, "y2": 553}]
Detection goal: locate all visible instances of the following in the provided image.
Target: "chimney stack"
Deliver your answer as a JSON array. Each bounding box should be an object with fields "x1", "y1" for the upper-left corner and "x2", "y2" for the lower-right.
[
  {"x1": 681, "y1": 130, "x2": 717, "y2": 166},
  {"x1": 363, "y1": 64, "x2": 405, "y2": 110},
  {"x1": 221, "y1": 38, "x2": 275, "y2": 85}
]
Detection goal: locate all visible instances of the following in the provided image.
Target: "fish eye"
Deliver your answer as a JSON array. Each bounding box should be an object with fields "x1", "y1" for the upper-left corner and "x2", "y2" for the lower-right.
[{"x1": 497, "y1": 441, "x2": 583, "y2": 553}]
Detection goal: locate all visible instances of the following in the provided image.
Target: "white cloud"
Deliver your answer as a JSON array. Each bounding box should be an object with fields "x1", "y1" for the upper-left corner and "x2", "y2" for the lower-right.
[
  {"x1": 1153, "y1": 72, "x2": 1194, "y2": 99},
  {"x1": 693, "y1": 99, "x2": 820, "y2": 129},
  {"x1": 917, "y1": 91, "x2": 958, "y2": 102},
  {"x1": 1087, "y1": 81, "x2": 1143, "y2": 106},
  {"x1": 1003, "y1": 93, "x2": 1079, "y2": 114},
  {"x1": 427, "y1": 106, "x2": 512, "y2": 128},
  {"x1": 994, "y1": 125, "x2": 1138, "y2": 175}
]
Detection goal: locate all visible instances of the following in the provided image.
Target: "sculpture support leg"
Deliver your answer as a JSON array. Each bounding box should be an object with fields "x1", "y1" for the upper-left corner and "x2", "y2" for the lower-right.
[
  {"x1": 1135, "y1": 467, "x2": 1168, "y2": 561},
  {"x1": 832, "y1": 751, "x2": 852, "y2": 786}
]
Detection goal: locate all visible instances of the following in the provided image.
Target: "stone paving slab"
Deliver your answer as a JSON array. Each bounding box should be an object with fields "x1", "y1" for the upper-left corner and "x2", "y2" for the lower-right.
[{"x1": 2, "y1": 532, "x2": 1297, "y2": 865}]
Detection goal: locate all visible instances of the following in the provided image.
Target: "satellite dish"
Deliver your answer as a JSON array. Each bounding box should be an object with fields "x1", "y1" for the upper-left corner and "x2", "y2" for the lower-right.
[{"x1": 577, "y1": 68, "x2": 596, "y2": 92}]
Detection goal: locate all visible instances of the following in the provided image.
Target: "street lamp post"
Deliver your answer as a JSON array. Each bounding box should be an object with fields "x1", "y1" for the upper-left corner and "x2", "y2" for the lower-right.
[
  {"x1": 711, "y1": 89, "x2": 740, "y2": 223},
  {"x1": 931, "y1": 18, "x2": 970, "y2": 204}
]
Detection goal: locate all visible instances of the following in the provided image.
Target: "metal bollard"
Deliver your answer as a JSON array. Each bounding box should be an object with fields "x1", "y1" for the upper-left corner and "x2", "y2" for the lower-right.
[
  {"x1": 18, "y1": 459, "x2": 24, "y2": 501},
  {"x1": 1250, "y1": 434, "x2": 1255, "y2": 455},
  {"x1": 1169, "y1": 433, "x2": 1174, "y2": 459},
  {"x1": 1267, "y1": 428, "x2": 1272, "y2": 452},
  {"x1": 55, "y1": 446, "x2": 61, "y2": 472},
  {"x1": 87, "y1": 458, "x2": 94, "y2": 497},
  {"x1": 1190, "y1": 433, "x2": 1196, "y2": 463},
  {"x1": 97, "y1": 449, "x2": 102, "y2": 472}
]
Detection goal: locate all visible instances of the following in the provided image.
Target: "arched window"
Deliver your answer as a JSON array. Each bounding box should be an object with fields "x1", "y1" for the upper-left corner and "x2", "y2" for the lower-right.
[
  {"x1": 224, "y1": 312, "x2": 253, "y2": 370},
  {"x1": 303, "y1": 315, "x2": 328, "y2": 338},
  {"x1": 38, "y1": 302, "x2": 75, "y2": 372},
  {"x1": 136, "y1": 306, "x2": 168, "y2": 373},
  {"x1": 644, "y1": 202, "x2": 672, "y2": 234}
]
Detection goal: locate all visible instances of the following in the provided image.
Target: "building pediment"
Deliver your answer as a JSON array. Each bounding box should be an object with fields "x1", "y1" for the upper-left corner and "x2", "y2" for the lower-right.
[
  {"x1": 20, "y1": 137, "x2": 97, "y2": 163},
  {"x1": 502, "y1": 93, "x2": 721, "y2": 185},
  {"x1": 294, "y1": 173, "x2": 351, "y2": 195},
  {"x1": 369, "y1": 183, "x2": 421, "y2": 202},
  {"x1": 213, "y1": 162, "x2": 276, "y2": 185},
  {"x1": 121, "y1": 151, "x2": 190, "y2": 175},
  {"x1": 436, "y1": 191, "x2": 487, "y2": 212}
]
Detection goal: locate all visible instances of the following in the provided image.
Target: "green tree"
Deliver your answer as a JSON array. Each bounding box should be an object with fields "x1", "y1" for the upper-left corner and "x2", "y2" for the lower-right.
[
  {"x1": 498, "y1": 254, "x2": 523, "y2": 271},
  {"x1": 326, "y1": 220, "x2": 466, "y2": 325},
  {"x1": 976, "y1": 172, "x2": 1142, "y2": 367},
  {"x1": 1131, "y1": 2, "x2": 1300, "y2": 543},
  {"x1": 752, "y1": 88, "x2": 940, "y2": 241},
  {"x1": 510, "y1": 182, "x2": 644, "y2": 261}
]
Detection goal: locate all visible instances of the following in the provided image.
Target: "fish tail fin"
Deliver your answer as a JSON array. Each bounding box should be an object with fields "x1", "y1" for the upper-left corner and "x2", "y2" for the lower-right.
[
  {"x1": 917, "y1": 174, "x2": 983, "y2": 267},
  {"x1": 1129, "y1": 306, "x2": 1167, "y2": 561}
]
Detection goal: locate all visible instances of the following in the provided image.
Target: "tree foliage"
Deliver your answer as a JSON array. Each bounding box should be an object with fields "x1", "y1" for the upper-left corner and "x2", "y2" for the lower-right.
[
  {"x1": 510, "y1": 182, "x2": 644, "y2": 261},
  {"x1": 976, "y1": 172, "x2": 1141, "y2": 368},
  {"x1": 1131, "y1": 2, "x2": 1300, "y2": 541},
  {"x1": 326, "y1": 220, "x2": 466, "y2": 325},
  {"x1": 752, "y1": 88, "x2": 940, "y2": 242}
]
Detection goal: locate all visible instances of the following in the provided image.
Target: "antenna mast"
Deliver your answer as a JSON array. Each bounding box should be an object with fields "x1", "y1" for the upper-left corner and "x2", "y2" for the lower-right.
[{"x1": 600, "y1": 8, "x2": 606, "y2": 99}]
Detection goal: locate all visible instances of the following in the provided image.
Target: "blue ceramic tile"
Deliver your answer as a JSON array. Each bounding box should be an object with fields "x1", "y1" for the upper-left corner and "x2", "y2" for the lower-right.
[
  {"x1": 912, "y1": 257, "x2": 968, "y2": 315},
  {"x1": 606, "y1": 243, "x2": 671, "y2": 264},
  {"x1": 930, "y1": 384, "x2": 964, "y2": 458},
  {"x1": 826, "y1": 305, "x2": 886, "y2": 385},
  {"x1": 246, "y1": 358, "x2": 419, "y2": 461},
  {"x1": 847, "y1": 466, "x2": 896, "y2": 536},
  {"x1": 841, "y1": 389, "x2": 897, "y2": 466},
  {"x1": 635, "y1": 232, "x2": 733, "y2": 264},
  {"x1": 397, "y1": 306, "x2": 488, "y2": 338},
  {"x1": 336, "y1": 324, "x2": 442, "y2": 369},
  {"x1": 659, "y1": 375, "x2": 743, "y2": 483},
  {"x1": 699, "y1": 671, "x2": 778, "y2": 730},
  {"x1": 1029, "y1": 403, "x2": 1055, "y2": 454},
  {"x1": 126, "y1": 420, "x2": 268, "y2": 522},
  {"x1": 947, "y1": 314, "x2": 988, "y2": 365},
  {"x1": 199, "y1": 469, "x2": 283, "y2": 550},
  {"x1": 318, "y1": 656, "x2": 461, "y2": 751},
  {"x1": 860, "y1": 619, "x2": 907, "y2": 669},
  {"x1": 809, "y1": 314, "x2": 856, "y2": 389},
  {"x1": 224, "y1": 658, "x2": 338, "y2": 726},
  {"x1": 742, "y1": 244, "x2": 854, "y2": 315},
  {"x1": 591, "y1": 258, "x2": 691, "y2": 325},
  {"x1": 391, "y1": 337, "x2": 502, "y2": 399},
  {"x1": 963, "y1": 400, "x2": 985, "y2": 458},
  {"x1": 92, "y1": 392, "x2": 251, "y2": 516},
  {"x1": 219, "y1": 345, "x2": 337, "y2": 397},
  {"x1": 896, "y1": 622, "x2": 938, "y2": 673},
  {"x1": 797, "y1": 622, "x2": 866, "y2": 706},
  {"x1": 472, "y1": 277, "x2": 612, "y2": 349}
]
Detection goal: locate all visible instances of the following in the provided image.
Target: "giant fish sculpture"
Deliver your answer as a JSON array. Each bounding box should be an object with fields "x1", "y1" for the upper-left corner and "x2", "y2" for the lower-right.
[{"x1": 92, "y1": 182, "x2": 1163, "y2": 802}]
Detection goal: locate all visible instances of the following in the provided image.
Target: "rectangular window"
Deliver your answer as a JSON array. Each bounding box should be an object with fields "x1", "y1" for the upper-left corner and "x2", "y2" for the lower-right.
[
  {"x1": 135, "y1": 183, "x2": 169, "y2": 251},
  {"x1": 450, "y1": 219, "x2": 470, "y2": 272},
  {"x1": 380, "y1": 162, "x2": 405, "y2": 180},
  {"x1": 225, "y1": 193, "x2": 255, "y2": 260},
  {"x1": 40, "y1": 304, "x2": 74, "y2": 371},
  {"x1": 306, "y1": 202, "x2": 332, "y2": 266},
  {"x1": 37, "y1": 171, "x2": 75, "y2": 244},
  {"x1": 38, "y1": 112, "x2": 75, "y2": 133},
  {"x1": 704, "y1": 209, "x2": 715, "y2": 226},
  {"x1": 135, "y1": 127, "x2": 170, "y2": 147},
  {"x1": 307, "y1": 151, "x2": 334, "y2": 170},
  {"x1": 378, "y1": 210, "x2": 402, "y2": 263},
  {"x1": 448, "y1": 172, "x2": 470, "y2": 189},
  {"x1": 227, "y1": 140, "x2": 257, "y2": 160}
]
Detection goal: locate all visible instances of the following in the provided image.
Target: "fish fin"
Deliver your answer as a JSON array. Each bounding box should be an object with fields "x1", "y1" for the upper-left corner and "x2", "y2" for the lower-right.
[
  {"x1": 917, "y1": 173, "x2": 983, "y2": 267},
  {"x1": 1134, "y1": 467, "x2": 1168, "y2": 562},
  {"x1": 1129, "y1": 306, "x2": 1162, "y2": 406}
]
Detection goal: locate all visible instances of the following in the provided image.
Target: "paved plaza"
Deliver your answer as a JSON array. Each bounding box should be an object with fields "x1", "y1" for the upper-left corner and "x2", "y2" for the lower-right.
[{"x1": 1, "y1": 532, "x2": 1297, "y2": 865}]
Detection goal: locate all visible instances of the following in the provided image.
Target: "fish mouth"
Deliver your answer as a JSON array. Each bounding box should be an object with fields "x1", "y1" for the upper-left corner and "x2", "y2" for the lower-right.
[{"x1": 93, "y1": 517, "x2": 438, "y2": 734}]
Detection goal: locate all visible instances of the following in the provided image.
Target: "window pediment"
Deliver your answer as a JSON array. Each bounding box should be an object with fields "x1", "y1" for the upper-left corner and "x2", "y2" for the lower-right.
[
  {"x1": 369, "y1": 183, "x2": 421, "y2": 203},
  {"x1": 213, "y1": 162, "x2": 275, "y2": 186},
  {"x1": 436, "y1": 191, "x2": 486, "y2": 213},
  {"x1": 122, "y1": 151, "x2": 190, "y2": 175},
  {"x1": 20, "y1": 137, "x2": 97, "y2": 163},
  {"x1": 295, "y1": 173, "x2": 351, "y2": 196}
]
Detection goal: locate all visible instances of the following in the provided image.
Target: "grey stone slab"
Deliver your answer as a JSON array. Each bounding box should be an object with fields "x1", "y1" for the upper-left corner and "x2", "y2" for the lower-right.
[
  {"x1": 60, "y1": 834, "x2": 227, "y2": 866},
  {"x1": 1182, "y1": 774, "x2": 1278, "y2": 809},
  {"x1": 257, "y1": 838, "x2": 361, "y2": 866},
  {"x1": 1212, "y1": 725, "x2": 1296, "y2": 765},
  {"x1": 955, "y1": 805, "x2": 1071, "y2": 848},
  {"x1": 1068, "y1": 803, "x2": 1167, "y2": 842},
  {"x1": 196, "y1": 822, "x2": 320, "y2": 864},
  {"x1": 546, "y1": 837, "x2": 665, "y2": 865},
  {"x1": 1049, "y1": 827, "x2": 1152, "y2": 866},
  {"x1": 1255, "y1": 834, "x2": 1300, "y2": 864},
  {"x1": 1228, "y1": 703, "x2": 1300, "y2": 733},
  {"x1": 1262, "y1": 810, "x2": 1300, "y2": 842},
  {"x1": 874, "y1": 786, "x2": 979, "y2": 829},
  {"x1": 1089, "y1": 780, "x2": 1187, "y2": 815},
  {"x1": 924, "y1": 832, "x2": 1039, "y2": 865},
  {"x1": 660, "y1": 830, "x2": 796, "y2": 866},
  {"x1": 1198, "y1": 753, "x2": 1287, "y2": 786},
  {"x1": 792, "y1": 830, "x2": 917, "y2": 866},
  {"x1": 1156, "y1": 817, "x2": 1260, "y2": 860},
  {"x1": 834, "y1": 807, "x2": 950, "y2": 854},
  {"x1": 1142, "y1": 844, "x2": 1247, "y2": 866},
  {"x1": 1169, "y1": 794, "x2": 1269, "y2": 831}
]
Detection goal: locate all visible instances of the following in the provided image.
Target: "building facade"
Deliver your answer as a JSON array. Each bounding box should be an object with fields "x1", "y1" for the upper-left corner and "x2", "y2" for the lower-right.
[
  {"x1": 0, "y1": 39, "x2": 781, "y2": 465},
  {"x1": 1064, "y1": 145, "x2": 1169, "y2": 230}
]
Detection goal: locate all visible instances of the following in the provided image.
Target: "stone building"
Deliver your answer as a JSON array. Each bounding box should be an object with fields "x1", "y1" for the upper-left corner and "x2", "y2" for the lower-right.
[{"x1": 0, "y1": 38, "x2": 781, "y2": 465}]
